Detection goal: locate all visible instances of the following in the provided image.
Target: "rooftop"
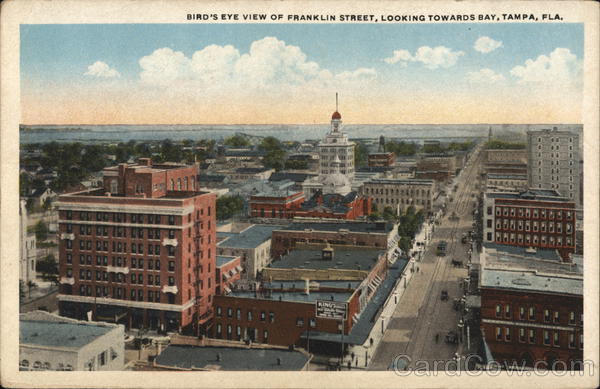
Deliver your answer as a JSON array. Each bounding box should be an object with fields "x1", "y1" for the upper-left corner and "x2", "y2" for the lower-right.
[
  {"x1": 262, "y1": 280, "x2": 361, "y2": 290},
  {"x1": 269, "y1": 246, "x2": 383, "y2": 272},
  {"x1": 228, "y1": 290, "x2": 353, "y2": 303},
  {"x1": 154, "y1": 344, "x2": 310, "y2": 371},
  {"x1": 234, "y1": 167, "x2": 273, "y2": 174},
  {"x1": 480, "y1": 244, "x2": 582, "y2": 296},
  {"x1": 485, "y1": 189, "x2": 570, "y2": 203},
  {"x1": 20, "y1": 311, "x2": 119, "y2": 349},
  {"x1": 217, "y1": 224, "x2": 282, "y2": 249},
  {"x1": 487, "y1": 174, "x2": 528, "y2": 180},
  {"x1": 216, "y1": 255, "x2": 239, "y2": 267},
  {"x1": 269, "y1": 172, "x2": 316, "y2": 183},
  {"x1": 276, "y1": 221, "x2": 392, "y2": 234},
  {"x1": 365, "y1": 178, "x2": 434, "y2": 185}
]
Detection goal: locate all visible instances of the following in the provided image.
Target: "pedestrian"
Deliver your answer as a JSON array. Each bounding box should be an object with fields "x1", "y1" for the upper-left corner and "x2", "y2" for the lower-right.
[
  {"x1": 435, "y1": 333, "x2": 439, "y2": 343},
  {"x1": 417, "y1": 266, "x2": 420, "y2": 273}
]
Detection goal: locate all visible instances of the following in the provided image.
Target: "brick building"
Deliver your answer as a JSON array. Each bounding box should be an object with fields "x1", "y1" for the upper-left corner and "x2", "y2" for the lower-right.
[
  {"x1": 212, "y1": 245, "x2": 391, "y2": 351},
  {"x1": 270, "y1": 220, "x2": 398, "y2": 260},
  {"x1": 56, "y1": 159, "x2": 217, "y2": 335},
  {"x1": 361, "y1": 178, "x2": 436, "y2": 215},
  {"x1": 249, "y1": 185, "x2": 305, "y2": 219},
  {"x1": 293, "y1": 191, "x2": 372, "y2": 220},
  {"x1": 216, "y1": 255, "x2": 242, "y2": 295},
  {"x1": 485, "y1": 174, "x2": 528, "y2": 191},
  {"x1": 415, "y1": 154, "x2": 457, "y2": 182},
  {"x1": 368, "y1": 152, "x2": 395, "y2": 167},
  {"x1": 479, "y1": 244, "x2": 583, "y2": 368},
  {"x1": 482, "y1": 189, "x2": 576, "y2": 260}
]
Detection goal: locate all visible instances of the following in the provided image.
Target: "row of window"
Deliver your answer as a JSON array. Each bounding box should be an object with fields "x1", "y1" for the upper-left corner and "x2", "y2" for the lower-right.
[
  {"x1": 67, "y1": 254, "x2": 182, "y2": 270},
  {"x1": 73, "y1": 271, "x2": 175, "y2": 286},
  {"x1": 20, "y1": 361, "x2": 73, "y2": 371},
  {"x1": 68, "y1": 225, "x2": 176, "y2": 240},
  {"x1": 490, "y1": 206, "x2": 573, "y2": 220},
  {"x1": 493, "y1": 219, "x2": 572, "y2": 233},
  {"x1": 494, "y1": 304, "x2": 582, "y2": 325},
  {"x1": 76, "y1": 284, "x2": 176, "y2": 303},
  {"x1": 538, "y1": 136, "x2": 574, "y2": 143},
  {"x1": 491, "y1": 232, "x2": 573, "y2": 246},
  {"x1": 364, "y1": 187, "x2": 431, "y2": 197},
  {"x1": 373, "y1": 197, "x2": 431, "y2": 206},
  {"x1": 65, "y1": 240, "x2": 177, "y2": 256},
  {"x1": 215, "y1": 324, "x2": 269, "y2": 342},
  {"x1": 494, "y1": 327, "x2": 583, "y2": 349},
  {"x1": 216, "y1": 306, "x2": 276, "y2": 323},
  {"x1": 66, "y1": 211, "x2": 177, "y2": 225}
]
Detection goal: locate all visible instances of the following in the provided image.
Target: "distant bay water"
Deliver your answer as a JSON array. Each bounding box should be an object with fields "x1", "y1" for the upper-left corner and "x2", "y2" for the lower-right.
[{"x1": 19, "y1": 124, "x2": 582, "y2": 144}]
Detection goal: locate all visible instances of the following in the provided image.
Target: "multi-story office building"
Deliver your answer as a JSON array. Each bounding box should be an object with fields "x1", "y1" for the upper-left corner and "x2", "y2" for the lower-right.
[
  {"x1": 368, "y1": 152, "x2": 395, "y2": 168},
  {"x1": 482, "y1": 189, "x2": 576, "y2": 261},
  {"x1": 479, "y1": 244, "x2": 583, "y2": 368},
  {"x1": 361, "y1": 178, "x2": 436, "y2": 215},
  {"x1": 56, "y1": 159, "x2": 216, "y2": 335},
  {"x1": 527, "y1": 128, "x2": 581, "y2": 209}
]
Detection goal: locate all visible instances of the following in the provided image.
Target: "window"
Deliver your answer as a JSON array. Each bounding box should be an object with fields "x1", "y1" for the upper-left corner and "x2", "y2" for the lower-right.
[
  {"x1": 505, "y1": 304, "x2": 511, "y2": 318},
  {"x1": 263, "y1": 330, "x2": 268, "y2": 343},
  {"x1": 569, "y1": 333, "x2": 576, "y2": 348},
  {"x1": 309, "y1": 318, "x2": 316, "y2": 328},
  {"x1": 269, "y1": 312, "x2": 275, "y2": 323},
  {"x1": 529, "y1": 329, "x2": 536, "y2": 344},
  {"x1": 495, "y1": 304, "x2": 502, "y2": 318},
  {"x1": 168, "y1": 261, "x2": 175, "y2": 271},
  {"x1": 529, "y1": 307, "x2": 535, "y2": 321},
  {"x1": 496, "y1": 327, "x2": 502, "y2": 341},
  {"x1": 247, "y1": 310, "x2": 253, "y2": 321},
  {"x1": 543, "y1": 330, "x2": 550, "y2": 345},
  {"x1": 260, "y1": 311, "x2": 266, "y2": 321},
  {"x1": 99, "y1": 351, "x2": 107, "y2": 366},
  {"x1": 216, "y1": 306, "x2": 222, "y2": 317},
  {"x1": 519, "y1": 328, "x2": 526, "y2": 342},
  {"x1": 236, "y1": 308, "x2": 241, "y2": 320},
  {"x1": 296, "y1": 317, "x2": 304, "y2": 327},
  {"x1": 227, "y1": 307, "x2": 233, "y2": 318},
  {"x1": 569, "y1": 311, "x2": 575, "y2": 325},
  {"x1": 544, "y1": 309, "x2": 551, "y2": 322},
  {"x1": 168, "y1": 276, "x2": 175, "y2": 286},
  {"x1": 553, "y1": 331, "x2": 560, "y2": 346},
  {"x1": 505, "y1": 327, "x2": 511, "y2": 341},
  {"x1": 553, "y1": 311, "x2": 560, "y2": 323}
]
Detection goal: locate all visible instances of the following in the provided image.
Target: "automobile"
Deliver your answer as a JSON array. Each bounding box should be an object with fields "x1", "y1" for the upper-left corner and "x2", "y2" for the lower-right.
[
  {"x1": 440, "y1": 290, "x2": 449, "y2": 301},
  {"x1": 436, "y1": 240, "x2": 447, "y2": 256}
]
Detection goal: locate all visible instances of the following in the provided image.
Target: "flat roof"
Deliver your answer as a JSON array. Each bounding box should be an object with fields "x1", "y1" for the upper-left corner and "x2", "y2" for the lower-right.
[
  {"x1": 487, "y1": 174, "x2": 527, "y2": 179},
  {"x1": 263, "y1": 280, "x2": 362, "y2": 290},
  {"x1": 277, "y1": 221, "x2": 392, "y2": 234},
  {"x1": 365, "y1": 178, "x2": 434, "y2": 185},
  {"x1": 155, "y1": 344, "x2": 310, "y2": 371},
  {"x1": 486, "y1": 189, "x2": 570, "y2": 203},
  {"x1": 269, "y1": 247, "x2": 383, "y2": 272},
  {"x1": 480, "y1": 269, "x2": 582, "y2": 296},
  {"x1": 216, "y1": 255, "x2": 238, "y2": 267},
  {"x1": 217, "y1": 225, "x2": 282, "y2": 249},
  {"x1": 228, "y1": 290, "x2": 353, "y2": 303},
  {"x1": 20, "y1": 319, "x2": 115, "y2": 349}
]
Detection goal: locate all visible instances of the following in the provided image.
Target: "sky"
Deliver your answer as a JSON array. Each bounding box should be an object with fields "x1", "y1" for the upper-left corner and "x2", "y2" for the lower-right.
[{"x1": 20, "y1": 23, "x2": 584, "y2": 125}]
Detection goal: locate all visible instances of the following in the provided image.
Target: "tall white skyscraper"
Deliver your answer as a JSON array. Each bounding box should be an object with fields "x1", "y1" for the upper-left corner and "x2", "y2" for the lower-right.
[{"x1": 527, "y1": 128, "x2": 581, "y2": 209}]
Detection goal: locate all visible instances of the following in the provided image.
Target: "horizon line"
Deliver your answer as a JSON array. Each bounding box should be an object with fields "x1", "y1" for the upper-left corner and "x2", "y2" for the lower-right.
[{"x1": 20, "y1": 122, "x2": 583, "y2": 127}]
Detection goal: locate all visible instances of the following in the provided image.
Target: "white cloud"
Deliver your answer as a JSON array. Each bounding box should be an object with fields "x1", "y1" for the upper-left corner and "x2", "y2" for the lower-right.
[
  {"x1": 384, "y1": 46, "x2": 464, "y2": 69},
  {"x1": 383, "y1": 50, "x2": 413, "y2": 66},
  {"x1": 510, "y1": 48, "x2": 581, "y2": 86},
  {"x1": 466, "y1": 68, "x2": 505, "y2": 83},
  {"x1": 84, "y1": 61, "x2": 120, "y2": 78},
  {"x1": 138, "y1": 37, "x2": 376, "y2": 90},
  {"x1": 474, "y1": 36, "x2": 503, "y2": 53}
]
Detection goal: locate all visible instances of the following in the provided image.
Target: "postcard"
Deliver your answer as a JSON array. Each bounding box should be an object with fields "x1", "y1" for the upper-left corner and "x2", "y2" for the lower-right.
[{"x1": 1, "y1": 1, "x2": 598, "y2": 388}]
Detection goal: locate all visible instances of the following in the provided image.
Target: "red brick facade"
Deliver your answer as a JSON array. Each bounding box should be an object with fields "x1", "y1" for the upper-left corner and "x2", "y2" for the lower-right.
[
  {"x1": 216, "y1": 256, "x2": 242, "y2": 295},
  {"x1": 485, "y1": 198, "x2": 576, "y2": 260},
  {"x1": 249, "y1": 191, "x2": 305, "y2": 219},
  {"x1": 480, "y1": 287, "x2": 583, "y2": 367},
  {"x1": 368, "y1": 152, "x2": 395, "y2": 167},
  {"x1": 212, "y1": 289, "x2": 360, "y2": 347},
  {"x1": 58, "y1": 160, "x2": 216, "y2": 335}
]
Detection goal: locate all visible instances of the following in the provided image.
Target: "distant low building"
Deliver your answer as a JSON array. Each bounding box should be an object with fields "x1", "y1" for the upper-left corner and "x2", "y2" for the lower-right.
[
  {"x1": 294, "y1": 190, "x2": 371, "y2": 220},
  {"x1": 217, "y1": 224, "x2": 282, "y2": 280},
  {"x1": 228, "y1": 167, "x2": 275, "y2": 182},
  {"x1": 368, "y1": 152, "x2": 395, "y2": 167},
  {"x1": 29, "y1": 187, "x2": 57, "y2": 208},
  {"x1": 19, "y1": 310, "x2": 125, "y2": 371},
  {"x1": 216, "y1": 255, "x2": 242, "y2": 295},
  {"x1": 362, "y1": 178, "x2": 436, "y2": 215},
  {"x1": 486, "y1": 174, "x2": 528, "y2": 190}
]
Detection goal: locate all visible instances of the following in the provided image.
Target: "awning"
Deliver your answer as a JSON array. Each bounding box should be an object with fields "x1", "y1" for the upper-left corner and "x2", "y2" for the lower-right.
[
  {"x1": 223, "y1": 286, "x2": 232, "y2": 294},
  {"x1": 229, "y1": 269, "x2": 237, "y2": 276},
  {"x1": 223, "y1": 273, "x2": 231, "y2": 280},
  {"x1": 235, "y1": 265, "x2": 243, "y2": 272}
]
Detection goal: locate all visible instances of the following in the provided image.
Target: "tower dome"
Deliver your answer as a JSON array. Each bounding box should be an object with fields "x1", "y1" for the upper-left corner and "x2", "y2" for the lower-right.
[{"x1": 332, "y1": 111, "x2": 341, "y2": 120}]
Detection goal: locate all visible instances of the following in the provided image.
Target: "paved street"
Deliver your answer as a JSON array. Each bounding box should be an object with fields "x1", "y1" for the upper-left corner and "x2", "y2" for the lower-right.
[{"x1": 369, "y1": 145, "x2": 484, "y2": 370}]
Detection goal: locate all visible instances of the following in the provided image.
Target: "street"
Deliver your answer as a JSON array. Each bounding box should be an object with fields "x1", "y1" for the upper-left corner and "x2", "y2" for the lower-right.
[{"x1": 369, "y1": 145, "x2": 483, "y2": 370}]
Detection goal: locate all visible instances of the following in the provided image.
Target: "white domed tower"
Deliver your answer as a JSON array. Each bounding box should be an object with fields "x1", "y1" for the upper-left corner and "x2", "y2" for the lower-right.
[
  {"x1": 321, "y1": 155, "x2": 351, "y2": 195},
  {"x1": 317, "y1": 93, "x2": 355, "y2": 185}
]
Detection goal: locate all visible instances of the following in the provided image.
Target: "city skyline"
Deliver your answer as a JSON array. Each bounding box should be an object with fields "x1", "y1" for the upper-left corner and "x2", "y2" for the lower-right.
[{"x1": 21, "y1": 23, "x2": 583, "y2": 125}]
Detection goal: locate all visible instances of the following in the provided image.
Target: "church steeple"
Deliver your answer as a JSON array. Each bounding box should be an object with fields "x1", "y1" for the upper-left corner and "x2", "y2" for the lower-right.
[{"x1": 331, "y1": 93, "x2": 341, "y2": 132}]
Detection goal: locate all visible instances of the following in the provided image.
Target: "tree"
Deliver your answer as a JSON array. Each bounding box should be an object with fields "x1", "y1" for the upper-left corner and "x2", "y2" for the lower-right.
[
  {"x1": 354, "y1": 142, "x2": 368, "y2": 168},
  {"x1": 386, "y1": 141, "x2": 418, "y2": 156},
  {"x1": 224, "y1": 135, "x2": 250, "y2": 147},
  {"x1": 37, "y1": 254, "x2": 58, "y2": 281},
  {"x1": 259, "y1": 136, "x2": 283, "y2": 152},
  {"x1": 216, "y1": 195, "x2": 245, "y2": 220},
  {"x1": 160, "y1": 139, "x2": 182, "y2": 162},
  {"x1": 382, "y1": 206, "x2": 397, "y2": 222},
  {"x1": 368, "y1": 213, "x2": 380, "y2": 222},
  {"x1": 284, "y1": 160, "x2": 308, "y2": 170},
  {"x1": 33, "y1": 220, "x2": 48, "y2": 241}
]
